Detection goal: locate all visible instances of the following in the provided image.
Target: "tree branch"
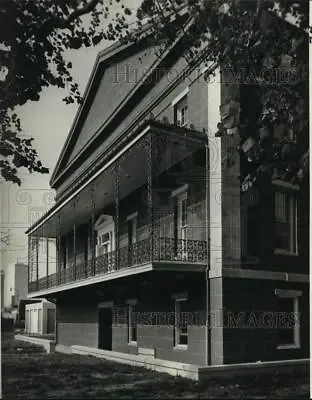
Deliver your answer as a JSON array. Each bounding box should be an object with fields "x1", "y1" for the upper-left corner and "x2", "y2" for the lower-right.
[{"x1": 58, "y1": 0, "x2": 102, "y2": 29}]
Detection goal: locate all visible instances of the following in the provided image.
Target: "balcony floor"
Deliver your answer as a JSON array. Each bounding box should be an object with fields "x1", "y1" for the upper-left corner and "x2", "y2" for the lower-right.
[{"x1": 28, "y1": 260, "x2": 206, "y2": 298}]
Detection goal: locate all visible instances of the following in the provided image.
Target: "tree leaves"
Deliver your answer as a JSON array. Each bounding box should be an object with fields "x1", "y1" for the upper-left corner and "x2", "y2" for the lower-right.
[
  {"x1": 134, "y1": 0, "x2": 308, "y2": 190},
  {"x1": 0, "y1": 109, "x2": 50, "y2": 185},
  {"x1": 0, "y1": 0, "x2": 133, "y2": 185}
]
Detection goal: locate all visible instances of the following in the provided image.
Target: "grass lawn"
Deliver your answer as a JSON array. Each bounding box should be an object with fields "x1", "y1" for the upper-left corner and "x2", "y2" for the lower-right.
[{"x1": 2, "y1": 339, "x2": 309, "y2": 399}]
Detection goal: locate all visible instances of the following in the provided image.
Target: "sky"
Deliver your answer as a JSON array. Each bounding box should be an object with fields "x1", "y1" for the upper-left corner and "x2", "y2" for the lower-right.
[{"x1": 0, "y1": 0, "x2": 141, "y2": 276}]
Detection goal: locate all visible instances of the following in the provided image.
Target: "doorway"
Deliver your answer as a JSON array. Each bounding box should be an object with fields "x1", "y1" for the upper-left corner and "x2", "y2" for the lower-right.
[
  {"x1": 47, "y1": 308, "x2": 55, "y2": 334},
  {"x1": 98, "y1": 307, "x2": 113, "y2": 350},
  {"x1": 175, "y1": 192, "x2": 188, "y2": 260},
  {"x1": 127, "y1": 215, "x2": 137, "y2": 266}
]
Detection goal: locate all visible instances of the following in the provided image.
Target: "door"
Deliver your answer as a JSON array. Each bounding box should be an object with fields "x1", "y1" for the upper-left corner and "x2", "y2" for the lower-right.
[
  {"x1": 84, "y1": 230, "x2": 88, "y2": 270},
  {"x1": 177, "y1": 193, "x2": 188, "y2": 259},
  {"x1": 128, "y1": 217, "x2": 137, "y2": 266},
  {"x1": 98, "y1": 307, "x2": 113, "y2": 351},
  {"x1": 47, "y1": 309, "x2": 55, "y2": 334}
]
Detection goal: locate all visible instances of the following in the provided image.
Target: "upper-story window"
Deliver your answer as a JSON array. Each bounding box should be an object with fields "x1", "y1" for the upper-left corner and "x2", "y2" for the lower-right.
[
  {"x1": 274, "y1": 181, "x2": 298, "y2": 254},
  {"x1": 95, "y1": 215, "x2": 115, "y2": 258},
  {"x1": 174, "y1": 96, "x2": 188, "y2": 127},
  {"x1": 98, "y1": 232, "x2": 113, "y2": 256},
  {"x1": 172, "y1": 88, "x2": 189, "y2": 127}
]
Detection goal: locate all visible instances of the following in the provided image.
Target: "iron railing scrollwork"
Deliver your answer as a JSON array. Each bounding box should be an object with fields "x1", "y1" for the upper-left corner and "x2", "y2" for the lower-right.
[{"x1": 28, "y1": 236, "x2": 207, "y2": 293}]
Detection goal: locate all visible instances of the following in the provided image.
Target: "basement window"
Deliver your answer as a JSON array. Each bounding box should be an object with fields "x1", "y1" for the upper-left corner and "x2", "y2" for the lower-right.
[{"x1": 275, "y1": 289, "x2": 301, "y2": 350}]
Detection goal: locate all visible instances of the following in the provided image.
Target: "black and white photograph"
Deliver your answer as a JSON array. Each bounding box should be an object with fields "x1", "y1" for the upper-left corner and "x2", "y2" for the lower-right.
[{"x1": 0, "y1": 0, "x2": 310, "y2": 398}]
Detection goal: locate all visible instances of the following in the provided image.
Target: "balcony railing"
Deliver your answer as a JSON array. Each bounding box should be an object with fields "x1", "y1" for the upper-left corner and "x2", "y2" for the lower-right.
[{"x1": 29, "y1": 237, "x2": 207, "y2": 293}]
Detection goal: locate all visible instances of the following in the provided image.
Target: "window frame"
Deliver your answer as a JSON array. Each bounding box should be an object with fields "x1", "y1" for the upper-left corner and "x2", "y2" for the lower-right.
[
  {"x1": 273, "y1": 180, "x2": 298, "y2": 255},
  {"x1": 174, "y1": 96, "x2": 188, "y2": 127},
  {"x1": 95, "y1": 216, "x2": 115, "y2": 258},
  {"x1": 172, "y1": 89, "x2": 189, "y2": 128},
  {"x1": 275, "y1": 289, "x2": 301, "y2": 350}
]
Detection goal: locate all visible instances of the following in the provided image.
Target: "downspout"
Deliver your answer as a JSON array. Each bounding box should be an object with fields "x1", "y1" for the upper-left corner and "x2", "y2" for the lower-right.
[{"x1": 205, "y1": 139, "x2": 211, "y2": 366}]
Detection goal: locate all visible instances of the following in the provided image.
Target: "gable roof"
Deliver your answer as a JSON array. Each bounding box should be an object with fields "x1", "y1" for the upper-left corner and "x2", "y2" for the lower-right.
[
  {"x1": 50, "y1": 39, "x2": 143, "y2": 186},
  {"x1": 50, "y1": 11, "x2": 191, "y2": 189}
]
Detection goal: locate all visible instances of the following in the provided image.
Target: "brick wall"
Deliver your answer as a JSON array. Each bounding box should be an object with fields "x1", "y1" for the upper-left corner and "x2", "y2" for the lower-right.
[
  {"x1": 57, "y1": 297, "x2": 98, "y2": 348},
  {"x1": 220, "y1": 277, "x2": 309, "y2": 364},
  {"x1": 56, "y1": 273, "x2": 207, "y2": 365},
  {"x1": 110, "y1": 274, "x2": 207, "y2": 365}
]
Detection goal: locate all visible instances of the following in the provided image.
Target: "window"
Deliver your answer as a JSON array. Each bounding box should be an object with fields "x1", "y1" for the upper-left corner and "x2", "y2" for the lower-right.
[
  {"x1": 171, "y1": 185, "x2": 189, "y2": 259},
  {"x1": 95, "y1": 215, "x2": 115, "y2": 258},
  {"x1": 173, "y1": 293, "x2": 188, "y2": 348},
  {"x1": 275, "y1": 289, "x2": 301, "y2": 350},
  {"x1": 127, "y1": 299, "x2": 137, "y2": 344},
  {"x1": 174, "y1": 95, "x2": 188, "y2": 127},
  {"x1": 275, "y1": 189, "x2": 297, "y2": 253},
  {"x1": 97, "y1": 231, "x2": 113, "y2": 256}
]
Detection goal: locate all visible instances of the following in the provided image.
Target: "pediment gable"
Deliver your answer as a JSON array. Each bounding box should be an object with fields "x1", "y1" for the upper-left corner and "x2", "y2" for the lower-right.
[
  {"x1": 67, "y1": 46, "x2": 159, "y2": 164},
  {"x1": 50, "y1": 14, "x2": 193, "y2": 190},
  {"x1": 50, "y1": 40, "x2": 160, "y2": 187}
]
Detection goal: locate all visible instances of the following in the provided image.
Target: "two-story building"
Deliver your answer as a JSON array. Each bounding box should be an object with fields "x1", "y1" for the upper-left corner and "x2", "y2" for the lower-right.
[{"x1": 26, "y1": 19, "x2": 309, "y2": 377}]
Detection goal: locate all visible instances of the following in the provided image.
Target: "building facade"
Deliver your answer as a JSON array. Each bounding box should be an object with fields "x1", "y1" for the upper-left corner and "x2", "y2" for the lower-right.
[
  {"x1": 3, "y1": 262, "x2": 28, "y2": 310},
  {"x1": 1, "y1": 269, "x2": 4, "y2": 310},
  {"x1": 26, "y1": 30, "x2": 309, "y2": 369}
]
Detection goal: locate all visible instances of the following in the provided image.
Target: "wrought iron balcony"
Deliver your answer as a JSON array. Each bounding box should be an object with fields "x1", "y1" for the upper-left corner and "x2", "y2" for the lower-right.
[{"x1": 28, "y1": 237, "x2": 207, "y2": 293}]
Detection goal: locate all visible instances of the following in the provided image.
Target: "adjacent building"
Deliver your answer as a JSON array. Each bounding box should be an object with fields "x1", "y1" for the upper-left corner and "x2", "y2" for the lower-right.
[
  {"x1": 1, "y1": 269, "x2": 4, "y2": 310},
  {"x1": 3, "y1": 262, "x2": 28, "y2": 310}
]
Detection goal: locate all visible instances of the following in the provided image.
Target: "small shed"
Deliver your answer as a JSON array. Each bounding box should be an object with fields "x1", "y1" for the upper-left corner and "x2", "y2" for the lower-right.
[{"x1": 25, "y1": 299, "x2": 56, "y2": 335}]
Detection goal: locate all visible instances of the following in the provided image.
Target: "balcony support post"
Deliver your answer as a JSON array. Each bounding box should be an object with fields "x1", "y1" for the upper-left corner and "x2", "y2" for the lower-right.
[
  {"x1": 146, "y1": 133, "x2": 154, "y2": 260},
  {"x1": 114, "y1": 163, "x2": 120, "y2": 270},
  {"x1": 91, "y1": 186, "x2": 96, "y2": 276},
  {"x1": 205, "y1": 139, "x2": 211, "y2": 366},
  {"x1": 73, "y1": 199, "x2": 77, "y2": 281},
  {"x1": 57, "y1": 214, "x2": 61, "y2": 283},
  {"x1": 27, "y1": 234, "x2": 31, "y2": 291},
  {"x1": 46, "y1": 236, "x2": 49, "y2": 288},
  {"x1": 36, "y1": 233, "x2": 39, "y2": 291}
]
